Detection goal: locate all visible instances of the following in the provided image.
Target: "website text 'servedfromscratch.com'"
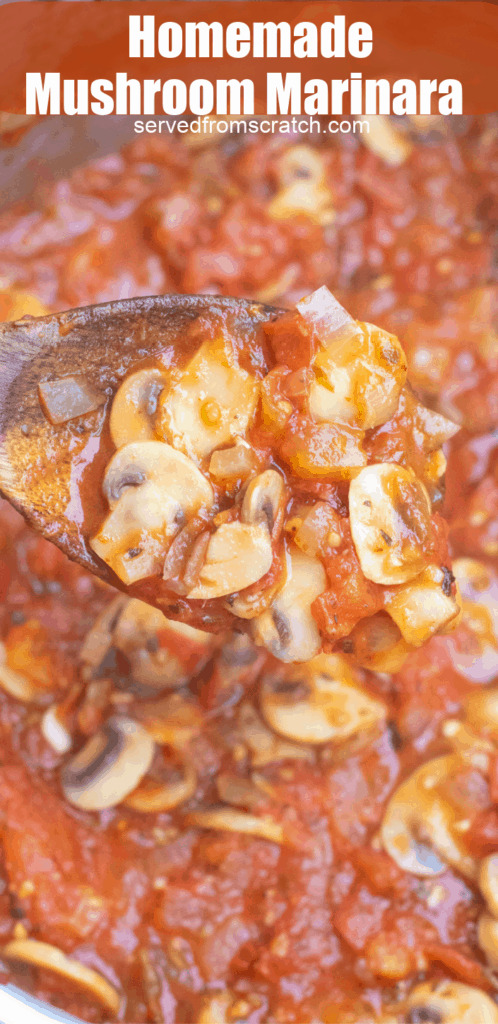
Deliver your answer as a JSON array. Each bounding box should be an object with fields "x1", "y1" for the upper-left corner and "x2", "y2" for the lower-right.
[{"x1": 133, "y1": 116, "x2": 370, "y2": 136}]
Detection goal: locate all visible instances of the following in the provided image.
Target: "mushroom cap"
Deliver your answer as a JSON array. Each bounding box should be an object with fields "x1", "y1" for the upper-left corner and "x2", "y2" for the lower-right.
[
  {"x1": 404, "y1": 981, "x2": 498, "y2": 1024},
  {"x1": 187, "y1": 521, "x2": 273, "y2": 600},
  {"x1": 309, "y1": 321, "x2": 407, "y2": 430},
  {"x1": 61, "y1": 716, "x2": 155, "y2": 811},
  {"x1": 159, "y1": 337, "x2": 259, "y2": 462},
  {"x1": 260, "y1": 653, "x2": 386, "y2": 745},
  {"x1": 110, "y1": 367, "x2": 166, "y2": 448},
  {"x1": 252, "y1": 546, "x2": 326, "y2": 663},
  {"x1": 381, "y1": 755, "x2": 478, "y2": 879},
  {"x1": 91, "y1": 441, "x2": 213, "y2": 584},
  {"x1": 349, "y1": 462, "x2": 433, "y2": 585},
  {"x1": 241, "y1": 469, "x2": 286, "y2": 537},
  {"x1": 2, "y1": 939, "x2": 121, "y2": 1016}
]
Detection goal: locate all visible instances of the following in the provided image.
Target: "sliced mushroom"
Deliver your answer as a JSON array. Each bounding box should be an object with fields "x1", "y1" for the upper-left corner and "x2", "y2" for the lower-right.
[
  {"x1": 381, "y1": 756, "x2": 478, "y2": 879},
  {"x1": 479, "y1": 855, "x2": 498, "y2": 917},
  {"x1": 185, "y1": 806, "x2": 286, "y2": 845},
  {"x1": 0, "y1": 661, "x2": 45, "y2": 703},
  {"x1": 346, "y1": 612, "x2": 414, "y2": 674},
  {"x1": 158, "y1": 337, "x2": 259, "y2": 462},
  {"x1": 260, "y1": 654, "x2": 386, "y2": 745},
  {"x1": 125, "y1": 751, "x2": 196, "y2": 813},
  {"x1": 79, "y1": 595, "x2": 127, "y2": 671},
  {"x1": 2, "y1": 939, "x2": 121, "y2": 1016},
  {"x1": 403, "y1": 980, "x2": 498, "y2": 1024},
  {"x1": 91, "y1": 441, "x2": 213, "y2": 584},
  {"x1": 449, "y1": 559, "x2": 498, "y2": 684},
  {"x1": 252, "y1": 546, "x2": 326, "y2": 662},
  {"x1": 237, "y1": 702, "x2": 314, "y2": 767},
  {"x1": 385, "y1": 565, "x2": 461, "y2": 647},
  {"x1": 61, "y1": 716, "x2": 155, "y2": 811},
  {"x1": 133, "y1": 692, "x2": 203, "y2": 747},
  {"x1": 187, "y1": 521, "x2": 273, "y2": 600},
  {"x1": 110, "y1": 367, "x2": 166, "y2": 448},
  {"x1": 465, "y1": 687, "x2": 498, "y2": 742},
  {"x1": 349, "y1": 463, "x2": 433, "y2": 585},
  {"x1": 241, "y1": 469, "x2": 286, "y2": 538},
  {"x1": 112, "y1": 598, "x2": 215, "y2": 692},
  {"x1": 309, "y1": 321, "x2": 407, "y2": 430}
]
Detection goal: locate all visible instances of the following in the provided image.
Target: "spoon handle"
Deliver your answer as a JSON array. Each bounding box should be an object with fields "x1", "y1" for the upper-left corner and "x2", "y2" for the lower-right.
[{"x1": 0, "y1": 984, "x2": 82, "y2": 1024}]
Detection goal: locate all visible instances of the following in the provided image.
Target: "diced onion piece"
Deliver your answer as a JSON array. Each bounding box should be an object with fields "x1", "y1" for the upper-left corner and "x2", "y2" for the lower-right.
[
  {"x1": 185, "y1": 806, "x2": 286, "y2": 845},
  {"x1": 2, "y1": 939, "x2": 121, "y2": 1016},
  {"x1": 208, "y1": 443, "x2": 258, "y2": 481},
  {"x1": 381, "y1": 756, "x2": 478, "y2": 879},
  {"x1": 385, "y1": 565, "x2": 461, "y2": 646},
  {"x1": 38, "y1": 375, "x2": 104, "y2": 425},
  {"x1": 309, "y1": 321, "x2": 407, "y2": 430},
  {"x1": 41, "y1": 706, "x2": 72, "y2": 754},
  {"x1": 260, "y1": 653, "x2": 386, "y2": 745},
  {"x1": 297, "y1": 285, "x2": 354, "y2": 344},
  {"x1": 253, "y1": 546, "x2": 326, "y2": 663},
  {"x1": 360, "y1": 115, "x2": 413, "y2": 166},
  {"x1": 349, "y1": 463, "x2": 432, "y2": 585},
  {"x1": 188, "y1": 521, "x2": 273, "y2": 600},
  {"x1": 159, "y1": 337, "x2": 259, "y2": 462}
]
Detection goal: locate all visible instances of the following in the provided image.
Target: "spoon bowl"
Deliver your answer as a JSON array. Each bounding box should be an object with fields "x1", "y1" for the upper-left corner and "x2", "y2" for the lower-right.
[{"x1": 0, "y1": 293, "x2": 281, "y2": 586}]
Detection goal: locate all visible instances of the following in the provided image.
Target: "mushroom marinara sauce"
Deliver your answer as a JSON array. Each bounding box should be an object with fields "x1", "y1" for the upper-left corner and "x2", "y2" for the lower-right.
[{"x1": 0, "y1": 115, "x2": 496, "y2": 1024}]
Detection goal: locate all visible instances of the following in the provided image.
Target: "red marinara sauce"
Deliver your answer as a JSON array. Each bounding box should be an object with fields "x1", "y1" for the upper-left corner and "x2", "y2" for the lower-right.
[{"x1": 0, "y1": 116, "x2": 495, "y2": 1023}]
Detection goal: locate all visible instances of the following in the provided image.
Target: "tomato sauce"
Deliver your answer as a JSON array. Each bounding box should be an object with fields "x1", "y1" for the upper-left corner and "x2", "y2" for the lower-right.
[{"x1": 0, "y1": 116, "x2": 496, "y2": 1022}]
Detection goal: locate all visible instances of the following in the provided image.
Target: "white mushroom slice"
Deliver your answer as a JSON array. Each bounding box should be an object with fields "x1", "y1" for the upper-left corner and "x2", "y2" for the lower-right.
[
  {"x1": 260, "y1": 653, "x2": 386, "y2": 745},
  {"x1": 404, "y1": 981, "x2": 498, "y2": 1024},
  {"x1": 187, "y1": 521, "x2": 273, "y2": 600},
  {"x1": 185, "y1": 806, "x2": 286, "y2": 845},
  {"x1": 385, "y1": 564, "x2": 461, "y2": 646},
  {"x1": 2, "y1": 939, "x2": 121, "y2": 1016},
  {"x1": 252, "y1": 547, "x2": 326, "y2": 663},
  {"x1": 134, "y1": 693, "x2": 203, "y2": 748},
  {"x1": 0, "y1": 662, "x2": 45, "y2": 703},
  {"x1": 91, "y1": 441, "x2": 213, "y2": 585},
  {"x1": 346, "y1": 612, "x2": 414, "y2": 674},
  {"x1": 309, "y1": 322, "x2": 407, "y2": 430},
  {"x1": 61, "y1": 716, "x2": 155, "y2": 811},
  {"x1": 158, "y1": 337, "x2": 259, "y2": 462},
  {"x1": 241, "y1": 469, "x2": 286, "y2": 537},
  {"x1": 479, "y1": 913, "x2": 498, "y2": 971},
  {"x1": 238, "y1": 702, "x2": 314, "y2": 767},
  {"x1": 349, "y1": 463, "x2": 433, "y2": 585},
  {"x1": 110, "y1": 367, "x2": 166, "y2": 448},
  {"x1": 79, "y1": 595, "x2": 127, "y2": 670},
  {"x1": 381, "y1": 756, "x2": 478, "y2": 879},
  {"x1": 449, "y1": 559, "x2": 498, "y2": 684},
  {"x1": 112, "y1": 598, "x2": 215, "y2": 692},
  {"x1": 269, "y1": 146, "x2": 334, "y2": 224},
  {"x1": 125, "y1": 755, "x2": 196, "y2": 813}
]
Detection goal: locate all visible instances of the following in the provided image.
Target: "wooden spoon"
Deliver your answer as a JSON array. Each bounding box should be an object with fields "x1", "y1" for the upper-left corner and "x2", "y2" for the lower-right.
[{"x1": 0, "y1": 293, "x2": 280, "y2": 589}]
